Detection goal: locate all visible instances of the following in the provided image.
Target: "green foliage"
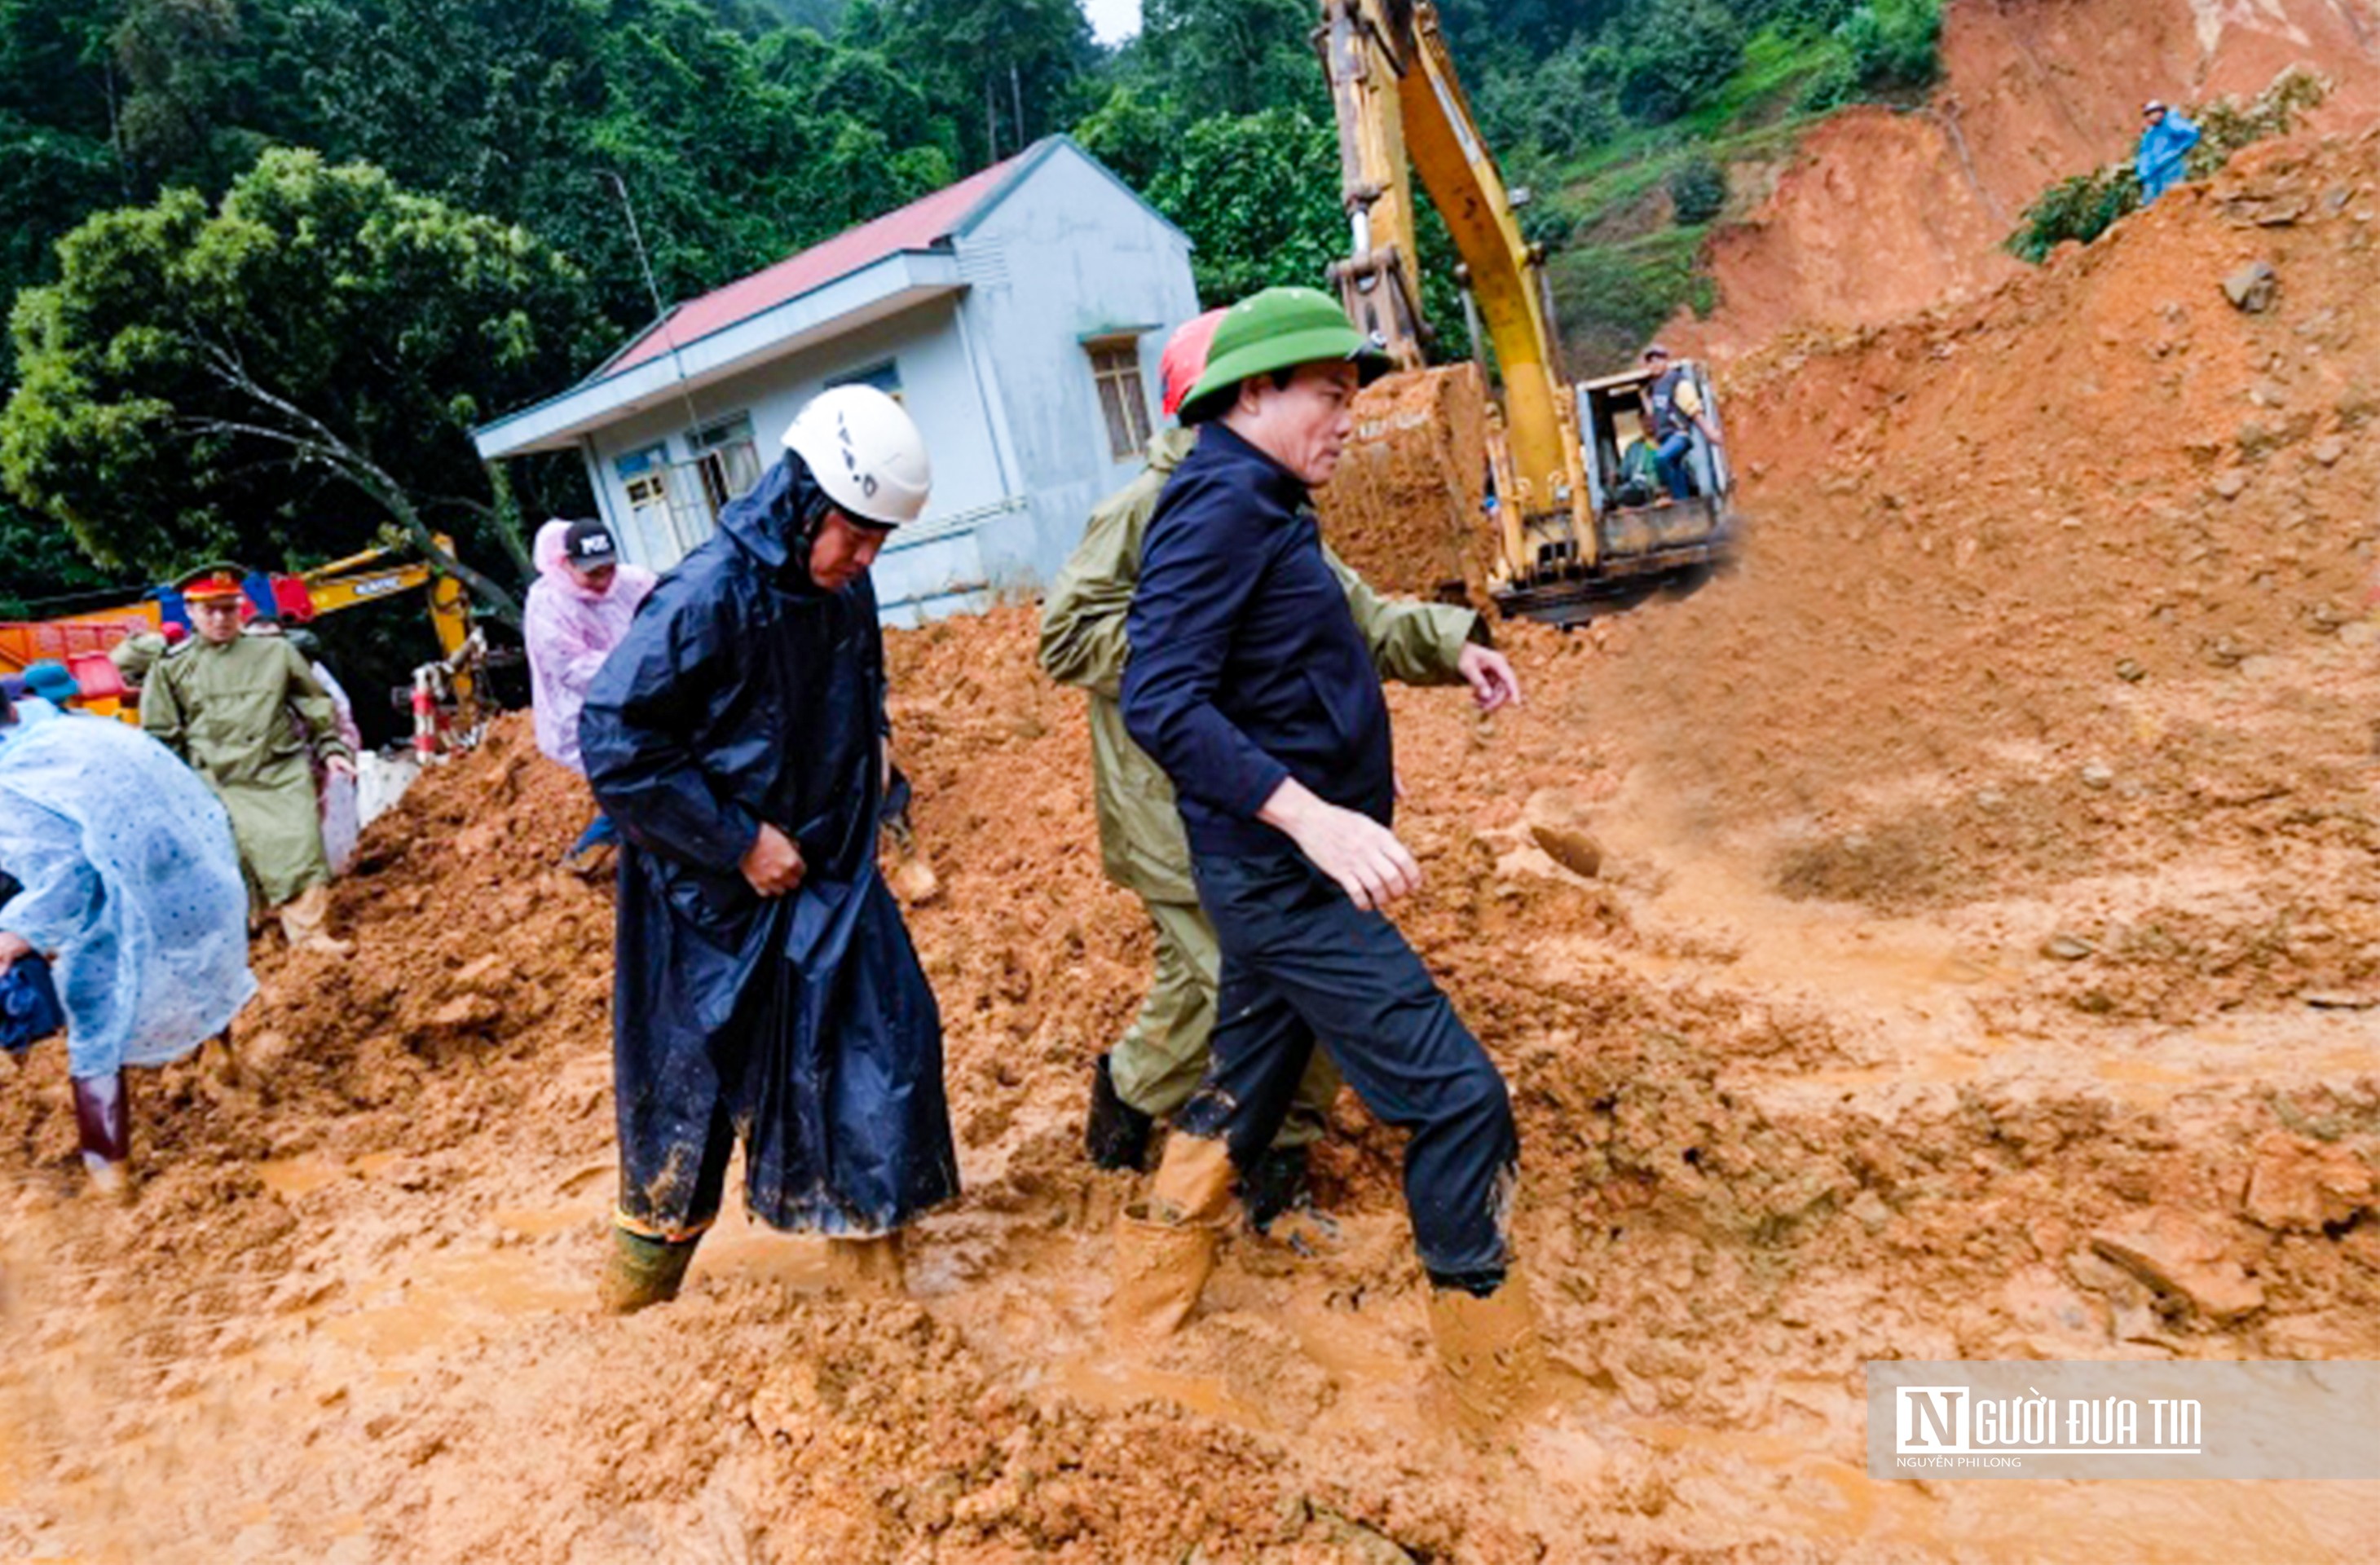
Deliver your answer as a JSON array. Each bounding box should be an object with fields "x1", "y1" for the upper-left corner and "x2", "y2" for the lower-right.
[
  {"x1": 1795, "y1": 51, "x2": 1858, "y2": 112},
  {"x1": 2004, "y1": 165, "x2": 2139, "y2": 262},
  {"x1": 0, "y1": 509, "x2": 129, "y2": 619},
  {"x1": 1137, "y1": 0, "x2": 1319, "y2": 118},
  {"x1": 1548, "y1": 225, "x2": 1708, "y2": 374},
  {"x1": 2188, "y1": 66, "x2": 2329, "y2": 168},
  {"x1": 1668, "y1": 153, "x2": 1728, "y2": 225},
  {"x1": 1141, "y1": 107, "x2": 1342, "y2": 306},
  {"x1": 1835, "y1": 0, "x2": 1942, "y2": 95},
  {"x1": 1617, "y1": 0, "x2": 1748, "y2": 126},
  {"x1": 1475, "y1": 37, "x2": 1624, "y2": 163},
  {"x1": 857, "y1": 0, "x2": 1097, "y2": 168},
  {"x1": 1, "y1": 151, "x2": 602, "y2": 615}
]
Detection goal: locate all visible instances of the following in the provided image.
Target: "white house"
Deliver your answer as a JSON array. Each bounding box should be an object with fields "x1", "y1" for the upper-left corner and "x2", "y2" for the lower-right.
[{"x1": 471, "y1": 136, "x2": 1199, "y2": 624}]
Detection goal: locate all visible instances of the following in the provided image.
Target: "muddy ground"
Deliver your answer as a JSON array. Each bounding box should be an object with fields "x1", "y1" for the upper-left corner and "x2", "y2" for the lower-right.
[{"x1": 3, "y1": 133, "x2": 2379, "y2": 1563}]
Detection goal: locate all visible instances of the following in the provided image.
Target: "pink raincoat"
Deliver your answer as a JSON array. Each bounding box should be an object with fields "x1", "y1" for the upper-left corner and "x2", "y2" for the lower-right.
[{"x1": 525, "y1": 519, "x2": 656, "y2": 775}]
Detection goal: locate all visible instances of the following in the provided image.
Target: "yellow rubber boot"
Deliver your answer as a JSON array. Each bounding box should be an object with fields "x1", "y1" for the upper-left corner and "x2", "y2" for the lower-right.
[
  {"x1": 1427, "y1": 1272, "x2": 1549, "y2": 1435},
  {"x1": 1109, "y1": 1134, "x2": 1236, "y2": 1343},
  {"x1": 278, "y1": 884, "x2": 354, "y2": 957}
]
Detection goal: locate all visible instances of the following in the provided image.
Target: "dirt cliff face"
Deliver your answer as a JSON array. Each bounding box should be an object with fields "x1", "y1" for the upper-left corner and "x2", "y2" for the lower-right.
[{"x1": 1665, "y1": 0, "x2": 2380, "y2": 359}]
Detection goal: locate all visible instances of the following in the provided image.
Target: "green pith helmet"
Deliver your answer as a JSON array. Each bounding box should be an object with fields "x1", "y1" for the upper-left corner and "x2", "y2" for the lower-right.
[{"x1": 1175, "y1": 286, "x2": 1392, "y2": 425}]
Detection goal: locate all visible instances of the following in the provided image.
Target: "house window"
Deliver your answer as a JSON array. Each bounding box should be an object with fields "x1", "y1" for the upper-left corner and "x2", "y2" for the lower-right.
[
  {"x1": 828, "y1": 359, "x2": 904, "y2": 403},
  {"x1": 1088, "y1": 339, "x2": 1151, "y2": 461},
  {"x1": 616, "y1": 441, "x2": 705, "y2": 562},
  {"x1": 617, "y1": 442, "x2": 673, "y2": 522},
  {"x1": 688, "y1": 412, "x2": 761, "y2": 518}
]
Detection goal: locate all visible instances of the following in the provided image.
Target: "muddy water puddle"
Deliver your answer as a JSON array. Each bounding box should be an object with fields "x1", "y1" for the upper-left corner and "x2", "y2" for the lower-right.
[{"x1": 255, "y1": 1149, "x2": 405, "y2": 1201}]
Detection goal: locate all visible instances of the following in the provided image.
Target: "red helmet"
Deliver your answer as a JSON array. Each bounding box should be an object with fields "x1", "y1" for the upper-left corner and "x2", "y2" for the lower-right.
[{"x1": 1160, "y1": 309, "x2": 1228, "y2": 421}]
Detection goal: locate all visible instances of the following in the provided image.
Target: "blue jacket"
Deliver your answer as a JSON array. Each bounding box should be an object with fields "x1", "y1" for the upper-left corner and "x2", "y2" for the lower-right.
[
  {"x1": 2137, "y1": 113, "x2": 2200, "y2": 203},
  {"x1": 1122, "y1": 422, "x2": 1397, "y2": 857},
  {"x1": 580, "y1": 452, "x2": 956, "y2": 1235}
]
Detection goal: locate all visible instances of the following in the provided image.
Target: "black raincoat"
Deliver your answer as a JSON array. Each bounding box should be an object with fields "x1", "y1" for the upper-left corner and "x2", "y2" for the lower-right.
[{"x1": 580, "y1": 453, "x2": 958, "y2": 1238}]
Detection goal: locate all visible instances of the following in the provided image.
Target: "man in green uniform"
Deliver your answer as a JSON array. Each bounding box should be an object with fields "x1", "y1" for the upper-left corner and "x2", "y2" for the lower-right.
[
  {"x1": 1038, "y1": 309, "x2": 1488, "y2": 1219},
  {"x1": 142, "y1": 565, "x2": 355, "y2": 956}
]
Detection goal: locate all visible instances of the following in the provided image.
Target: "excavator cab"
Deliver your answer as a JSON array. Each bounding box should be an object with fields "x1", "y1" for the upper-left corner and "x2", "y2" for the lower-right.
[
  {"x1": 1577, "y1": 363, "x2": 1736, "y2": 562},
  {"x1": 1489, "y1": 362, "x2": 1737, "y2": 624}
]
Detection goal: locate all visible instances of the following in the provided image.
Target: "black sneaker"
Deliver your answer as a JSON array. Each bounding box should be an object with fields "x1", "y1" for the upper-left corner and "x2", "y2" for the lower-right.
[{"x1": 1085, "y1": 1053, "x2": 1155, "y2": 1171}]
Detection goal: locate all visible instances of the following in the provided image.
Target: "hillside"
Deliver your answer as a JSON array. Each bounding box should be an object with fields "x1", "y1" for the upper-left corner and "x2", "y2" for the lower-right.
[{"x1": 1660, "y1": 0, "x2": 2380, "y2": 359}]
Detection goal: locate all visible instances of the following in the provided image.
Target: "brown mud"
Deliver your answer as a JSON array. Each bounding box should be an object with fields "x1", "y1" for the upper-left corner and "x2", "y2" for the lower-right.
[{"x1": 5, "y1": 131, "x2": 2380, "y2": 1564}]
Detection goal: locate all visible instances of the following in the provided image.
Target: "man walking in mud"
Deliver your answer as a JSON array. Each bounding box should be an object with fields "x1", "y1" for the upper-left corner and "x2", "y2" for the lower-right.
[
  {"x1": 1042, "y1": 308, "x2": 1490, "y2": 1231},
  {"x1": 1113, "y1": 286, "x2": 1545, "y2": 1428},
  {"x1": 142, "y1": 564, "x2": 356, "y2": 956},
  {"x1": 580, "y1": 385, "x2": 959, "y2": 1312}
]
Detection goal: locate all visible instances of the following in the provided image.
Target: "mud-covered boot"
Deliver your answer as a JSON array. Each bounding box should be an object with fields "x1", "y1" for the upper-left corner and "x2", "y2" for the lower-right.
[
  {"x1": 825, "y1": 1232, "x2": 907, "y2": 1299},
  {"x1": 278, "y1": 884, "x2": 354, "y2": 958},
  {"x1": 1109, "y1": 1206, "x2": 1219, "y2": 1342},
  {"x1": 1427, "y1": 1272, "x2": 1547, "y2": 1435},
  {"x1": 1108, "y1": 1133, "x2": 1236, "y2": 1342},
  {"x1": 597, "y1": 1226, "x2": 700, "y2": 1315},
  {"x1": 72, "y1": 1070, "x2": 133, "y2": 1204},
  {"x1": 1084, "y1": 1053, "x2": 1154, "y2": 1171}
]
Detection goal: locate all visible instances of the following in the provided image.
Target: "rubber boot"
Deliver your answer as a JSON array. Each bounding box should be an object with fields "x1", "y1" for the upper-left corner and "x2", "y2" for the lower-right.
[
  {"x1": 1109, "y1": 1206, "x2": 1219, "y2": 1342},
  {"x1": 825, "y1": 1232, "x2": 907, "y2": 1299},
  {"x1": 597, "y1": 1226, "x2": 700, "y2": 1315},
  {"x1": 1108, "y1": 1133, "x2": 1236, "y2": 1342},
  {"x1": 1427, "y1": 1271, "x2": 1547, "y2": 1436},
  {"x1": 1084, "y1": 1053, "x2": 1155, "y2": 1172},
  {"x1": 72, "y1": 1070, "x2": 133, "y2": 1203},
  {"x1": 278, "y1": 884, "x2": 354, "y2": 958},
  {"x1": 1237, "y1": 1143, "x2": 1311, "y2": 1233}
]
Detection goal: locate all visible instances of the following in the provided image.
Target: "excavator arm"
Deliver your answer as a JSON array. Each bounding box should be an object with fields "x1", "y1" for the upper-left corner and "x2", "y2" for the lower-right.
[{"x1": 1319, "y1": 0, "x2": 1594, "y2": 575}]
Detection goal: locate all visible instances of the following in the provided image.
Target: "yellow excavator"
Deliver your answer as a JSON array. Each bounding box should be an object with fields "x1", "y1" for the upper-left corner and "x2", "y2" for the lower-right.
[
  {"x1": 2, "y1": 536, "x2": 479, "y2": 726},
  {"x1": 1318, "y1": 0, "x2": 1735, "y2": 624}
]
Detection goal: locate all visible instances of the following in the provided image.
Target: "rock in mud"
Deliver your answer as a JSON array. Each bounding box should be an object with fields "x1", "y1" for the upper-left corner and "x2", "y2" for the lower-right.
[
  {"x1": 2091, "y1": 1210, "x2": 2266, "y2": 1321},
  {"x1": 2041, "y1": 932, "x2": 2096, "y2": 962},
  {"x1": 2222, "y1": 261, "x2": 2278, "y2": 312},
  {"x1": 1524, "y1": 789, "x2": 1605, "y2": 879},
  {"x1": 2241, "y1": 1135, "x2": 2376, "y2": 1232}
]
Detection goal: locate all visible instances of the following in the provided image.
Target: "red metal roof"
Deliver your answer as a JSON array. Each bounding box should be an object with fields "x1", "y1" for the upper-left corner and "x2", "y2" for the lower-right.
[{"x1": 605, "y1": 152, "x2": 1027, "y2": 377}]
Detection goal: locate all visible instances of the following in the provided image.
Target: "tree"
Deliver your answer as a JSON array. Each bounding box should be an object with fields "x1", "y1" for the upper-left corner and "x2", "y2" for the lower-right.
[
  {"x1": 1616, "y1": 0, "x2": 1745, "y2": 125},
  {"x1": 862, "y1": 0, "x2": 1096, "y2": 168},
  {"x1": 1, "y1": 149, "x2": 606, "y2": 621},
  {"x1": 1136, "y1": 0, "x2": 1319, "y2": 119},
  {"x1": 1667, "y1": 152, "x2": 1726, "y2": 224},
  {"x1": 1144, "y1": 107, "x2": 1343, "y2": 305}
]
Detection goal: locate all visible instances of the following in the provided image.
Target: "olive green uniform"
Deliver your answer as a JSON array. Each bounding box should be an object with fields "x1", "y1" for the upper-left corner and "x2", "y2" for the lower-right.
[
  {"x1": 141, "y1": 635, "x2": 351, "y2": 906},
  {"x1": 108, "y1": 632, "x2": 173, "y2": 687},
  {"x1": 1039, "y1": 426, "x2": 1480, "y2": 1140}
]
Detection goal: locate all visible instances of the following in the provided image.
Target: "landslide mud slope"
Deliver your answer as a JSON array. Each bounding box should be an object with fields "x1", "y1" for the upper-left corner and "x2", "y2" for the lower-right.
[
  {"x1": 2, "y1": 133, "x2": 2378, "y2": 1564},
  {"x1": 1664, "y1": 0, "x2": 2380, "y2": 359}
]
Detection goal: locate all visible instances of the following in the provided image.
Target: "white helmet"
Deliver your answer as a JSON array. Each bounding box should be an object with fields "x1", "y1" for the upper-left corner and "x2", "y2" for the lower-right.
[{"x1": 782, "y1": 385, "x2": 932, "y2": 528}]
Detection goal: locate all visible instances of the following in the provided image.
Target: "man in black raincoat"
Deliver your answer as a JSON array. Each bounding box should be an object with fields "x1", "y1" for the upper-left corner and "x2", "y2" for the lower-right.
[{"x1": 580, "y1": 384, "x2": 955, "y2": 1312}]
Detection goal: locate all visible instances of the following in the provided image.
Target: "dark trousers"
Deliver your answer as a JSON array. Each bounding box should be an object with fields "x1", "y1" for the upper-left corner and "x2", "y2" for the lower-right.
[
  {"x1": 1655, "y1": 431, "x2": 1698, "y2": 500},
  {"x1": 1175, "y1": 850, "x2": 1517, "y2": 1285}
]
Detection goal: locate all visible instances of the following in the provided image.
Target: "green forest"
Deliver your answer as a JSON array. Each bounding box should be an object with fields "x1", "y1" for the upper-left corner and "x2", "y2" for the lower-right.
[{"x1": 0, "y1": 0, "x2": 1943, "y2": 624}]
